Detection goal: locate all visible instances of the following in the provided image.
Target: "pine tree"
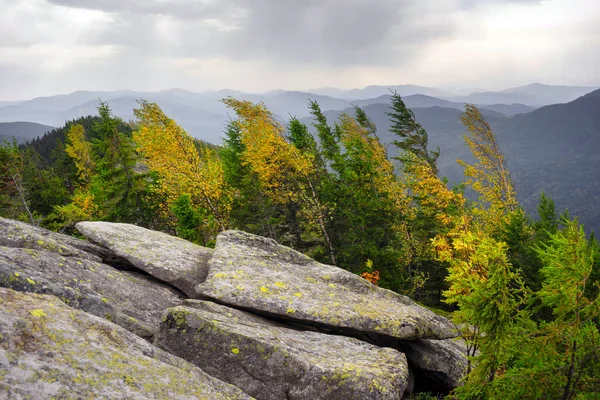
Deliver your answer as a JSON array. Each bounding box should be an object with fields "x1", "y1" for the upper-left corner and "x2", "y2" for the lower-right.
[{"x1": 387, "y1": 91, "x2": 439, "y2": 174}]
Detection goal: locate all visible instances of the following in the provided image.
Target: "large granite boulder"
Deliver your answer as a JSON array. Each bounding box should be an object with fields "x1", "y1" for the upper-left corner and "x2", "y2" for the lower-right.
[
  {"x1": 0, "y1": 246, "x2": 183, "y2": 339},
  {"x1": 0, "y1": 288, "x2": 252, "y2": 399},
  {"x1": 196, "y1": 230, "x2": 456, "y2": 341},
  {"x1": 155, "y1": 300, "x2": 410, "y2": 400},
  {"x1": 0, "y1": 216, "x2": 116, "y2": 263},
  {"x1": 76, "y1": 221, "x2": 213, "y2": 297}
]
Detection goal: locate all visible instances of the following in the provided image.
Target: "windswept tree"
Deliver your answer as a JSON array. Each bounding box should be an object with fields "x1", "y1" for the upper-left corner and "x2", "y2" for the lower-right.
[
  {"x1": 387, "y1": 93, "x2": 461, "y2": 300},
  {"x1": 459, "y1": 104, "x2": 517, "y2": 232},
  {"x1": 133, "y1": 100, "x2": 231, "y2": 242},
  {"x1": 222, "y1": 98, "x2": 337, "y2": 264},
  {"x1": 326, "y1": 108, "x2": 412, "y2": 289},
  {"x1": 387, "y1": 91, "x2": 439, "y2": 175}
]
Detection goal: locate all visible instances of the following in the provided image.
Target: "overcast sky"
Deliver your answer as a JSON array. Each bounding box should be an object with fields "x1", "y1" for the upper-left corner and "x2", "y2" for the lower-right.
[{"x1": 1, "y1": 0, "x2": 599, "y2": 100}]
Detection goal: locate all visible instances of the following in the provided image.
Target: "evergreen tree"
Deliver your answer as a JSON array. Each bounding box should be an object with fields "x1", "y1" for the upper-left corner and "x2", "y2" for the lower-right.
[{"x1": 387, "y1": 91, "x2": 439, "y2": 174}]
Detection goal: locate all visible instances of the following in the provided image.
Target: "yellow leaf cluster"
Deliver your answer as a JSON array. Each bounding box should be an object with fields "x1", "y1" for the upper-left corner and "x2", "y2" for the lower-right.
[
  {"x1": 222, "y1": 98, "x2": 314, "y2": 204},
  {"x1": 53, "y1": 189, "x2": 100, "y2": 225},
  {"x1": 459, "y1": 105, "x2": 517, "y2": 232},
  {"x1": 133, "y1": 101, "x2": 231, "y2": 229},
  {"x1": 403, "y1": 152, "x2": 465, "y2": 227},
  {"x1": 65, "y1": 124, "x2": 94, "y2": 184}
]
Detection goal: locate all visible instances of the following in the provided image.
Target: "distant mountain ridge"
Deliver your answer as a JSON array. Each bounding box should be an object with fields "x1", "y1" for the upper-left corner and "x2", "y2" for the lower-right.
[
  {"x1": 0, "y1": 83, "x2": 597, "y2": 144},
  {"x1": 0, "y1": 121, "x2": 55, "y2": 144},
  {"x1": 446, "y1": 83, "x2": 599, "y2": 106}
]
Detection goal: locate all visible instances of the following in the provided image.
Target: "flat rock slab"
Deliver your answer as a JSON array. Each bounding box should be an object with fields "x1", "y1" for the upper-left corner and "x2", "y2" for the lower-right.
[
  {"x1": 76, "y1": 221, "x2": 213, "y2": 297},
  {"x1": 0, "y1": 288, "x2": 252, "y2": 400},
  {"x1": 0, "y1": 246, "x2": 183, "y2": 339},
  {"x1": 0, "y1": 216, "x2": 115, "y2": 262},
  {"x1": 155, "y1": 300, "x2": 409, "y2": 400},
  {"x1": 196, "y1": 230, "x2": 456, "y2": 340}
]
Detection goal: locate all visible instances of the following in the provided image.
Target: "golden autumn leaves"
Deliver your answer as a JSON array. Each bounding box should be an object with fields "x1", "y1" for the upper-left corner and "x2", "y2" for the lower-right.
[{"x1": 133, "y1": 101, "x2": 230, "y2": 230}]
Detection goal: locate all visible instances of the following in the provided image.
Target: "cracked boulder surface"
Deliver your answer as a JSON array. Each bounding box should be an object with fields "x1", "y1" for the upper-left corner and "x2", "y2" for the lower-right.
[
  {"x1": 0, "y1": 288, "x2": 253, "y2": 400},
  {"x1": 196, "y1": 230, "x2": 457, "y2": 341},
  {"x1": 0, "y1": 246, "x2": 183, "y2": 340},
  {"x1": 0, "y1": 216, "x2": 117, "y2": 263},
  {"x1": 76, "y1": 221, "x2": 213, "y2": 297},
  {"x1": 396, "y1": 338, "x2": 468, "y2": 389},
  {"x1": 154, "y1": 300, "x2": 409, "y2": 400}
]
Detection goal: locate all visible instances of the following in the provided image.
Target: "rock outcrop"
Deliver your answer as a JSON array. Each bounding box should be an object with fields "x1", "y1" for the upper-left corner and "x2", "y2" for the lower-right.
[
  {"x1": 0, "y1": 216, "x2": 114, "y2": 263},
  {"x1": 0, "y1": 246, "x2": 183, "y2": 339},
  {"x1": 0, "y1": 288, "x2": 252, "y2": 399},
  {"x1": 155, "y1": 300, "x2": 410, "y2": 400},
  {"x1": 0, "y1": 219, "x2": 468, "y2": 399},
  {"x1": 196, "y1": 230, "x2": 456, "y2": 341},
  {"x1": 76, "y1": 221, "x2": 213, "y2": 297}
]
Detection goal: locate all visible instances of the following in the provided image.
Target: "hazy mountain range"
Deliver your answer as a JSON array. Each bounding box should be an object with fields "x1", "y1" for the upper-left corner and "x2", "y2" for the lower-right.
[
  {"x1": 0, "y1": 83, "x2": 596, "y2": 144},
  {"x1": 1, "y1": 83, "x2": 599, "y2": 232}
]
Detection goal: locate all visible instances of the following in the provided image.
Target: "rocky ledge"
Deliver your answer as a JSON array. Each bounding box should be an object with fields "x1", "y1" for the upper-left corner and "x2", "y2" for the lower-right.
[{"x1": 0, "y1": 217, "x2": 467, "y2": 399}]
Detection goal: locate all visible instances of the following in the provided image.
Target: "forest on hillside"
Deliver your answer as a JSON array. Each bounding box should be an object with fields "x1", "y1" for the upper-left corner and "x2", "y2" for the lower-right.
[{"x1": 1, "y1": 94, "x2": 599, "y2": 398}]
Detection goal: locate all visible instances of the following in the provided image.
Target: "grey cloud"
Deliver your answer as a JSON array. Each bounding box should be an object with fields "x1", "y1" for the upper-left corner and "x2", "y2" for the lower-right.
[
  {"x1": 59, "y1": 0, "x2": 458, "y2": 67},
  {"x1": 47, "y1": 0, "x2": 242, "y2": 21}
]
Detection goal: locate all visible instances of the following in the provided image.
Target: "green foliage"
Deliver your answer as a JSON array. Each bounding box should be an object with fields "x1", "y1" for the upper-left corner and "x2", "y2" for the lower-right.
[
  {"x1": 387, "y1": 91, "x2": 439, "y2": 174},
  {"x1": 452, "y1": 218, "x2": 600, "y2": 399},
  {"x1": 287, "y1": 117, "x2": 318, "y2": 153},
  {"x1": 172, "y1": 194, "x2": 216, "y2": 247},
  {"x1": 535, "y1": 192, "x2": 559, "y2": 243}
]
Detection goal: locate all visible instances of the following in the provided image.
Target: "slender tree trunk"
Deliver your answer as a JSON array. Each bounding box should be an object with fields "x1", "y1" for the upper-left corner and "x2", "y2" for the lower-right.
[
  {"x1": 306, "y1": 179, "x2": 336, "y2": 265},
  {"x1": 12, "y1": 173, "x2": 35, "y2": 226},
  {"x1": 561, "y1": 340, "x2": 577, "y2": 400}
]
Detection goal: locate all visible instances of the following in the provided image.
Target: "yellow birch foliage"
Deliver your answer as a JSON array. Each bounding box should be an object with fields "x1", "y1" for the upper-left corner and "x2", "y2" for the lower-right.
[
  {"x1": 459, "y1": 104, "x2": 517, "y2": 231},
  {"x1": 403, "y1": 152, "x2": 465, "y2": 228},
  {"x1": 223, "y1": 98, "x2": 342, "y2": 264},
  {"x1": 221, "y1": 98, "x2": 314, "y2": 203},
  {"x1": 52, "y1": 189, "x2": 100, "y2": 226},
  {"x1": 133, "y1": 101, "x2": 231, "y2": 229},
  {"x1": 64, "y1": 124, "x2": 94, "y2": 184}
]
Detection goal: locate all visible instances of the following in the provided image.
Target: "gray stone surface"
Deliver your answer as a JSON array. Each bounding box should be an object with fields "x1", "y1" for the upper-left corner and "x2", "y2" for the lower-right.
[
  {"x1": 155, "y1": 300, "x2": 409, "y2": 400},
  {"x1": 196, "y1": 230, "x2": 457, "y2": 340},
  {"x1": 76, "y1": 221, "x2": 213, "y2": 297},
  {"x1": 0, "y1": 246, "x2": 183, "y2": 339},
  {"x1": 0, "y1": 288, "x2": 252, "y2": 400},
  {"x1": 0, "y1": 216, "x2": 115, "y2": 262},
  {"x1": 399, "y1": 338, "x2": 468, "y2": 388}
]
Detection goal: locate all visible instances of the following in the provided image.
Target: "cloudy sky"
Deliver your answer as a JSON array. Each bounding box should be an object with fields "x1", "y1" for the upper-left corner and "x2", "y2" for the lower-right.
[{"x1": 1, "y1": 0, "x2": 599, "y2": 100}]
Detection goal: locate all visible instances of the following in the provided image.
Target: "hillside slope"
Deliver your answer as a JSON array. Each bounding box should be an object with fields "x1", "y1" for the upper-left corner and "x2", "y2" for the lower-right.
[{"x1": 0, "y1": 121, "x2": 54, "y2": 144}]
